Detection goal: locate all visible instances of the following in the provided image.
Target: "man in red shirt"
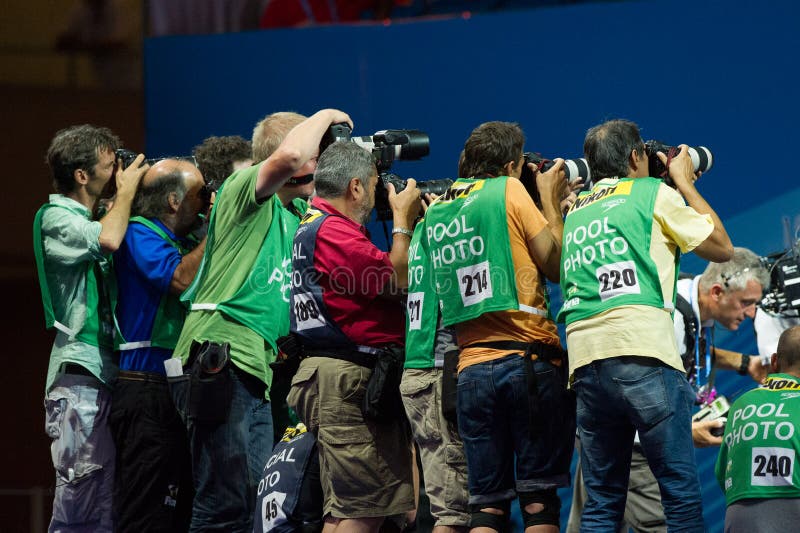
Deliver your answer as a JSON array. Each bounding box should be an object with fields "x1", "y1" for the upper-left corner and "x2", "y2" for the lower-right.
[{"x1": 287, "y1": 141, "x2": 422, "y2": 532}]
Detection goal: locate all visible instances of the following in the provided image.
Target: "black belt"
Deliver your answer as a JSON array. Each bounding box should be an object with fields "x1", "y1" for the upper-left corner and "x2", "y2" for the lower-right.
[
  {"x1": 61, "y1": 362, "x2": 95, "y2": 378},
  {"x1": 466, "y1": 340, "x2": 566, "y2": 362},
  {"x1": 303, "y1": 348, "x2": 376, "y2": 369},
  {"x1": 118, "y1": 369, "x2": 167, "y2": 384}
]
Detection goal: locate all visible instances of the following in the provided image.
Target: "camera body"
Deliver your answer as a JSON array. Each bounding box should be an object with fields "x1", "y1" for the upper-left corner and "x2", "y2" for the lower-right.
[
  {"x1": 520, "y1": 152, "x2": 591, "y2": 207},
  {"x1": 643, "y1": 140, "x2": 714, "y2": 187},
  {"x1": 322, "y1": 124, "x2": 442, "y2": 220},
  {"x1": 760, "y1": 248, "x2": 800, "y2": 315},
  {"x1": 114, "y1": 148, "x2": 151, "y2": 169}
]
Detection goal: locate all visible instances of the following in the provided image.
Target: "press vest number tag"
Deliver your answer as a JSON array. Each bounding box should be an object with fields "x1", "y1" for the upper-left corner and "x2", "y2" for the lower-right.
[
  {"x1": 751, "y1": 447, "x2": 795, "y2": 487},
  {"x1": 293, "y1": 292, "x2": 326, "y2": 331},
  {"x1": 457, "y1": 260, "x2": 493, "y2": 307},
  {"x1": 595, "y1": 260, "x2": 640, "y2": 301},
  {"x1": 407, "y1": 292, "x2": 424, "y2": 331},
  {"x1": 262, "y1": 491, "x2": 288, "y2": 531}
]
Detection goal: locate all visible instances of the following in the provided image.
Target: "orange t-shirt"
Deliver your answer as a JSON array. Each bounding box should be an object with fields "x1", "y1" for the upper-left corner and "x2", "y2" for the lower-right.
[{"x1": 455, "y1": 178, "x2": 561, "y2": 372}]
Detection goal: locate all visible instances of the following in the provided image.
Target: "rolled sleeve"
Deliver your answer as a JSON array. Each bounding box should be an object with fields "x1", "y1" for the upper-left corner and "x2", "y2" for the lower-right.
[{"x1": 653, "y1": 184, "x2": 714, "y2": 253}]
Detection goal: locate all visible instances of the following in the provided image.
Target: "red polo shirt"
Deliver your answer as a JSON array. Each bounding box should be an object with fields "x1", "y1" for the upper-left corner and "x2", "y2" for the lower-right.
[{"x1": 310, "y1": 197, "x2": 405, "y2": 347}]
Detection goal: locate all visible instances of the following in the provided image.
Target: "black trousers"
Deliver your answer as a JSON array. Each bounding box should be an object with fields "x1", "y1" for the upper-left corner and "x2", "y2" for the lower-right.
[{"x1": 109, "y1": 371, "x2": 194, "y2": 532}]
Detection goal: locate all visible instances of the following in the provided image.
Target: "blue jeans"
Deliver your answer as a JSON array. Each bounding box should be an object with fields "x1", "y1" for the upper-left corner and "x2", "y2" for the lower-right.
[
  {"x1": 457, "y1": 354, "x2": 574, "y2": 506},
  {"x1": 184, "y1": 364, "x2": 273, "y2": 532},
  {"x1": 573, "y1": 357, "x2": 705, "y2": 533}
]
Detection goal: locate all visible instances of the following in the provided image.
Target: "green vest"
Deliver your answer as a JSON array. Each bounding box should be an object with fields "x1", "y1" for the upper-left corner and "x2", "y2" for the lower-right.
[
  {"x1": 424, "y1": 177, "x2": 543, "y2": 327},
  {"x1": 715, "y1": 374, "x2": 800, "y2": 505},
  {"x1": 558, "y1": 178, "x2": 674, "y2": 325},
  {"x1": 182, "y1": 194, "x2": 307, "y2": 352},
  {"x1": 404, "y1": 219, "x2": 439, "y2": 368},
  {"x1": 116, "y1": 217, "x2": 189, "y2": 351},
  {"x1": 33, "y1": 203, "x2": 115, "y2": 349}
]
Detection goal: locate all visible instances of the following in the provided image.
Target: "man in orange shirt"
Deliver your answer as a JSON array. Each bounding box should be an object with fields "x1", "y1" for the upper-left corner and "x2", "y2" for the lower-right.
[{"x1": 419, "y1": 121, "x2": 574, "y2": 532}]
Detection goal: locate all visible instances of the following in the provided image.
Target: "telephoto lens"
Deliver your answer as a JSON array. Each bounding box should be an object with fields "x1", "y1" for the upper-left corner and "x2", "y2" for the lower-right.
[
  {"x1": 523, "y1": 152, "x2": 591, "y2": 183},
  {"x1": 644, "y1": 140, "x2": 713, "y2": 179}
]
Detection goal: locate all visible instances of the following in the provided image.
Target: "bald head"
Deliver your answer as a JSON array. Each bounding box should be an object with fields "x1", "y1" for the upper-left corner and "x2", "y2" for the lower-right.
[
  {"x1": 776, "y1": 325, "x2": 800, "y2": 372},
  {"x1": 133, "y1": 158, "x2": 206, "y2": 236},
  {"x1": 143, "y1": 159, "x2": 202, "y2": 188}
]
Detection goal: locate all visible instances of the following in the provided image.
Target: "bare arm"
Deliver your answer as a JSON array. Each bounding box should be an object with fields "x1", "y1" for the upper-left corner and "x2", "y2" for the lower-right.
[
  {"x1": 380, "y1": 180, "x2": 422, "y2": 297},
  {"x1": 659, "y1": 146, "x2": 733, "y2": 262},
  {"x1": 255, "y1": 109, "x2": 352, "y2": 200},
  {"x1": 527, "y1": 159, "x2": 567, "y2": 281},
  {"x1": 169, "y1": 237, "x2": 206, "y2": 295},
  {"x1": 714, "y1": 347, "x2": 767, "y2": 383},
  {"x1": 99, "y1": 154, "x2": 148, "y2": 253}
]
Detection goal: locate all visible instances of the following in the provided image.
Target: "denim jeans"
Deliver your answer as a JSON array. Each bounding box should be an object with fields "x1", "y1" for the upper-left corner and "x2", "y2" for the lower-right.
[
  {"x1": 457, "y1": 354, "x2": 574, "y2": 506},
  {"x1": 573, "y1": 357, "x2": 705, "y2": 533},
  {"x1": 44, "y1": 374, "x2": 115, "y2": 533},
  {"x1": 185, "y1": 364, "x2": 273, "y2": 532}
]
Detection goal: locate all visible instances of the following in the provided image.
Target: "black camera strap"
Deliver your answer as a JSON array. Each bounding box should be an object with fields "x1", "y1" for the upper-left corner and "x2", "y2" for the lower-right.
[{"x1": 467, "y1": 340, "x2": 567, "y2": 438}]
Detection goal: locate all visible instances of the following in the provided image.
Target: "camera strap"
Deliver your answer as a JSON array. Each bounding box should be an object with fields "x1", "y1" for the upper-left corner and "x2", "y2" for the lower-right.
[{"x1": 659, "y1": 146, "x2": 680, "y2": 179}]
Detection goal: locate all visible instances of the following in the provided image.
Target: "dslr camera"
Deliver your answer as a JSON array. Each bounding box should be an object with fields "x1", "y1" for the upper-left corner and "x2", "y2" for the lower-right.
[
  {"x1": 321, "y1": 124, "x2": 452, "y2": 220},
  {"x1": 520, "y1": 152, "x2": 591, "y2": 207},
  {"x1": 644, "y1": 140, "x2": 714, "y2": 187}
]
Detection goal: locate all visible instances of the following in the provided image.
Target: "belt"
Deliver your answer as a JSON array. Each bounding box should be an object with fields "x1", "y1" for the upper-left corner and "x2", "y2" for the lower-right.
[
  {"x1": 303, "y1": 349, "x2": 376, "y2": 369},
  {"x1": 118, "y1": 369, "x2": 167, "y2": 384},
  {"x1": 466, "y1": 340, "x2": 566, "y2": 362},
  {"x1": 60, "y1": 363, "x2": 95, "y2": 378}
]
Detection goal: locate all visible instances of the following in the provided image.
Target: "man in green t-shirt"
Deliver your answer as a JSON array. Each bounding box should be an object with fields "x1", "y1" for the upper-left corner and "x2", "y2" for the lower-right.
[
  {"x1": 170, "y1": 108, "x2": 352, "y2": 532},
  {"x1": 715, "y1": 325, "x2": 800, "y2": 532}
]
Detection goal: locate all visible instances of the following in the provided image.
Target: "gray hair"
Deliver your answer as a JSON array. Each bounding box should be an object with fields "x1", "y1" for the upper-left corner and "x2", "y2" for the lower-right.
[
  {"x1": 699, "y1": 246, "x2": 770, "y2": 293},
  {"x1": 132, "y1": 171, "x2": 187, "y2": 218},
  {"x1": 314, "y1": 142, "x2": 376, "y2": 199}
]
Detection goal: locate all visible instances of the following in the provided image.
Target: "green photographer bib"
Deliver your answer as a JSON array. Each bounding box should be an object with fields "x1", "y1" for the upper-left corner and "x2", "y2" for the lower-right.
[
  {"x1": 423, "y1": 177, "x2": 539, "y2": 327},
  {"x1": 404, "y1": 220, "x2": 439, "y2": 368},
  {"x1": 557, "y1": 177, "x2": 673, "y2": 325}
]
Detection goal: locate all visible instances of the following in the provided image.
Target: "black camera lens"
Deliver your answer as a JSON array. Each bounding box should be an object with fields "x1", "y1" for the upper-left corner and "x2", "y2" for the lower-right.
[{"x1": 644, "y1": 140, "x2": 714, "y2": 181}]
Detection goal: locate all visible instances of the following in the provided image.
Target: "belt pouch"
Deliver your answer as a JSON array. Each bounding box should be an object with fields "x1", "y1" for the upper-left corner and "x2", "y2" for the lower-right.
[
  {"x1": 361, "y1": 346, "x2": 405, "y2": 421},
  {"x1": 188, "y1": 341, "x2": 233, "y2": 424}
]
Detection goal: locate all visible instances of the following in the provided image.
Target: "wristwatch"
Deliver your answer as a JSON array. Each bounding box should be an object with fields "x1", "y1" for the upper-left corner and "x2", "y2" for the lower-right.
[{"x1": 737, "y1": 354, "x2": 749, "y2": 376}]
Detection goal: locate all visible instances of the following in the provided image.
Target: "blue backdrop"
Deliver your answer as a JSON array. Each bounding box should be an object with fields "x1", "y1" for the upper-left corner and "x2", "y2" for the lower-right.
[{"x1": 145, "y1": 0, "x2": 800, "y2": 529}]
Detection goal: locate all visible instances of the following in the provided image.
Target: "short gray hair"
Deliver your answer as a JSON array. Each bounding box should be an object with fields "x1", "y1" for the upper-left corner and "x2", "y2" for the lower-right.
[
  {"x1": 133, "y1": 171, "x2": 187, "y2": 218},
  {"x1": 314, "y1": 142, "x2": 376, "y2": 199},
  {"x1": 699, "y1": 246, "x2": 770, "y2": 293}
]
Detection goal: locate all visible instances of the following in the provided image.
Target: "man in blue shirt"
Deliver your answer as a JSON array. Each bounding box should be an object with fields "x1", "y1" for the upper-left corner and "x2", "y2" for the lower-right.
[{"x1": 111, "y1": 158, "x2": 206, "y2": 532}]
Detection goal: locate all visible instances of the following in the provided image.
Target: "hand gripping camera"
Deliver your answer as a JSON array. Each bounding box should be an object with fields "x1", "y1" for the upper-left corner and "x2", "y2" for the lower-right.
[
  {"x1": 520, "y1": 152, "x2": 592, "y2": 207},
  {"x1": 321, "y1": 124, "x2": 452, "y2": 220},
  {"x1": 644, "y1": 140, "x2": 714, "y2": 187}
]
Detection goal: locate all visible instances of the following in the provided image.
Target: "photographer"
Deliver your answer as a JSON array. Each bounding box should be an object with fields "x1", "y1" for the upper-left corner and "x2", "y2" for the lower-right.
[
  {"x1": 567, "y1": 247, "x2": 770, "y2": 532},
  {"x1": 715, "y1": 325, "x2": 800, "y2": 532},
  {"x1": 559, "y1": 119, "x2": 733, "y2": 531},
  {"x1": 287, "y1": 141, "x2": 421, "y2": 532},
  {"x1": 169, "y1": 109, "x2": 351, "y2": 531},
  {"x1": 34, "y1": 124, "x2": 147, "y2": 531},
  {"x1": 110, "y1": 158, "x2": 208, "y2": 532},
  {"x1": 417, "y1": 121, "x2": 573, "y2": 532}
]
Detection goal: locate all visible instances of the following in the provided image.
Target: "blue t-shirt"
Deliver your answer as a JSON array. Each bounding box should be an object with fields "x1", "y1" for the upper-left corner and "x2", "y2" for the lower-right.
[{"x1": 115, "y1": 219, "x2": 188, "y2": 373}]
